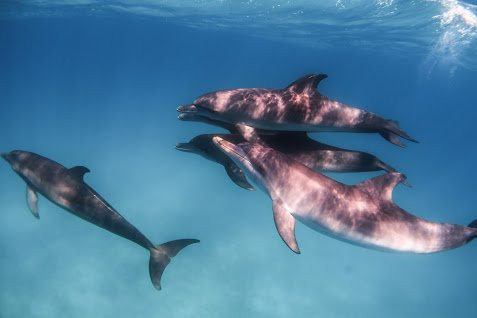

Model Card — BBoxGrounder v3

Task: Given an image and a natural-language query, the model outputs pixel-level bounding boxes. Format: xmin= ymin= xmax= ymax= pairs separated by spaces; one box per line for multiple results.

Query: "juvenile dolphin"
xmin=178 ymin=114 xmax=397 ymax=173
xmin=1 ymin=150 xmax=199 ymax=290
xmin=212 ymin=137 xmax=477 ymax=254
xmin=177 ymin=74 xmax=418 ymax=147
xmin=177 ymin=132 xmax=397 ymax=191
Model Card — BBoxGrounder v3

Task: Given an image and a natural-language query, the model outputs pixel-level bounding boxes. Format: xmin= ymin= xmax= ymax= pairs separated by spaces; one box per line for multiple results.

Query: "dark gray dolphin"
xmin=177 ymin=132 xmax=397 ymax=190
xmin=177 ymin=74 xmax=418 ymax=147
xmin=212 ymin=137 xmax=477 ymax=254
xmin=1 ymin=150 xmax=199 ymax=290
xmin=263 ymin=131 xmax=398 ymax=173
xmin=177 ymin=113 xmax=398 ymax=190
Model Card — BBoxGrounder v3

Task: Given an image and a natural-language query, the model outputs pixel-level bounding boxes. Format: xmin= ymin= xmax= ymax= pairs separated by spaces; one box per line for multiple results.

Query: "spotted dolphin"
xmin=1 ymin=150 xmax=199 ymax=290
xmin=212 ymin=137 xmax=477 ymax=254
xmin=177 ymin=74 xmax=418 ymax=147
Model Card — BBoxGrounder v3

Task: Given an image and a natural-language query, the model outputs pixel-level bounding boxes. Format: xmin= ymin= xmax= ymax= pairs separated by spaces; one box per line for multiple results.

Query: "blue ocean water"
xmin=1 ymin=1 xmax=477 ymax=317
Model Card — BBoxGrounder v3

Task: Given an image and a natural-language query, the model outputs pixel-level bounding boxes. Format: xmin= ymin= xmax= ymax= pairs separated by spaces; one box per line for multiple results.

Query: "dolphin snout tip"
xmin=1 ymin=152 xmax=10 ymax=163
xmin=176 ymin=104 xmax=197 ymax=113
xmin=211 ymin=136 xmax=224 ymax=147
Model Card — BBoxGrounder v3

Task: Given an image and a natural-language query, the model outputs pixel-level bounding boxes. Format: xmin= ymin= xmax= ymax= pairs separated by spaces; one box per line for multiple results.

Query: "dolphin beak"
xmin=177 ymin=113 xmax=200 ymax=121
xmin=1 ymin=153 xmax=11 ymax=163
xmin=175 ymin=143 xmax=197 ymax=152
xmin=176 ymin=104 xmax=197 ymax=113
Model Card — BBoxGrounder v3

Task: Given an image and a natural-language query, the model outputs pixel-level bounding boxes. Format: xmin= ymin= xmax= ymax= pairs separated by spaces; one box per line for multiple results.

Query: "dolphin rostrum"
xmin=1 ymin=150 xmax=199 ymax=290
xmin=212 ymin=137 xmax=477 ymax=254
xmin=177 ymin=74 xmax=418 ymax=147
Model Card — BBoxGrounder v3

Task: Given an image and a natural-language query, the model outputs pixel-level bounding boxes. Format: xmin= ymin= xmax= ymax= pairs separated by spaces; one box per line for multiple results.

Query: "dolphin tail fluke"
xmin=381 ymin=120 xmax=418 ymax=147
xmin=468 ymin=220 xmax=477 ymax=228
xmin=466 ymin=220 xmax=477 ymax=242
xmin=149 ymin=239 xmax=199 ymax=290
xmin=373 ymin=160 xmax=412 ymax=186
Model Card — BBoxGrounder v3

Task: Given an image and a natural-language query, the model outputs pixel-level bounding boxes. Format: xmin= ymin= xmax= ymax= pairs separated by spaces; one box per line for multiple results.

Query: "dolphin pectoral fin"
xmin=69 ymin=166 xmax=90 ymax=180
xmin=236 ymin=124 xmax=261 ymax=143
xmin=285 ymin=74 xmax=328 ymax=95
xmin=272 ymin=200 xmax=300 ymax=254
xmin=224 ymin=163 xmax=254 ymax=191
xmin=26 ymin=185 xmax=39 ymax=219
xmin=356 ymin=172 xmax=407 ymax=202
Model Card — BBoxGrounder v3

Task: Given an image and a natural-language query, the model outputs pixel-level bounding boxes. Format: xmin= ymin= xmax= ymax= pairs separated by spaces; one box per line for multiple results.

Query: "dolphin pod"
xmin=1 ymin=151 xmax=199 ymax=290
xmin=177 ymin=74 xmax=418 ymax=147
xmin=177 ymin=74 xmax=477 ymax=256
xmin=2 ymin=73 xmax=473 ymax=292
xmin=212 ymin=137 xmax=477 ymax=254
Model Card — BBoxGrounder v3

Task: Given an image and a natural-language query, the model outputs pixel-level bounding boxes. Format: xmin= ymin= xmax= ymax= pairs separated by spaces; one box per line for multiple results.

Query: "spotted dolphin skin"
xmin=212 ymin=137 xmax=477 ymax=254
xmin=177 ymin=132 xmax=397 ymax=191
xmin=1 ymin=150 xmax=199 ymax=290
xmin=177 ymin=74 xmax=418 ymax=147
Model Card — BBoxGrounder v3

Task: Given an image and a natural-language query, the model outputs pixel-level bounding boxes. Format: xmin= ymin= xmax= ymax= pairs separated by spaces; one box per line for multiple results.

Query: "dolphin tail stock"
xmin=374 ymin=159 xmax=397 ymax=173
xmin=149 ymin=239 xmax=199 ymax=290
xmin=380 ymin=120 xmax=418 ymax=147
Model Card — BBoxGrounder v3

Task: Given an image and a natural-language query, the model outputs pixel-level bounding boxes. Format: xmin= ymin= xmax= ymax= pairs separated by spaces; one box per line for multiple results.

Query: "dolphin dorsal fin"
xmin=285 ymin=74 xmax=328 ymax=95
xmin=69 ymin=166 xmax=90 ymax=180
xmin=356 ymin=172 xmax=406 ymax=202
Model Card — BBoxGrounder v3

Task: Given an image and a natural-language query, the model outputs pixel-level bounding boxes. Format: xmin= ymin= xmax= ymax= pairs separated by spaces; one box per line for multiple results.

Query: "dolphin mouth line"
xmin=177 ymin=113 xmax=202 ymax=121
xmin=175 ymin=143 xmax=196 ymax=152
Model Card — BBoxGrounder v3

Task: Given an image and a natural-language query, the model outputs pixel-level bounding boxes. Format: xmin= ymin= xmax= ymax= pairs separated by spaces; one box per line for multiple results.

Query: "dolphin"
xmin=176 ymin=132 xmax=397 ymax=191
xmin=1 ymin=150 xmax=199 ymax=290
xmin=212 ymin=137 xmax=477 ymax=254
xmin=177 ymin=74 xmax=418 ymax=147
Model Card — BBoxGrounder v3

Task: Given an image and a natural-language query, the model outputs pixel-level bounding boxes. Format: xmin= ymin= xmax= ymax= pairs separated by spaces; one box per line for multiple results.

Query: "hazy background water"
xmin=1 ymin=1 xmax=477 ymax=317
